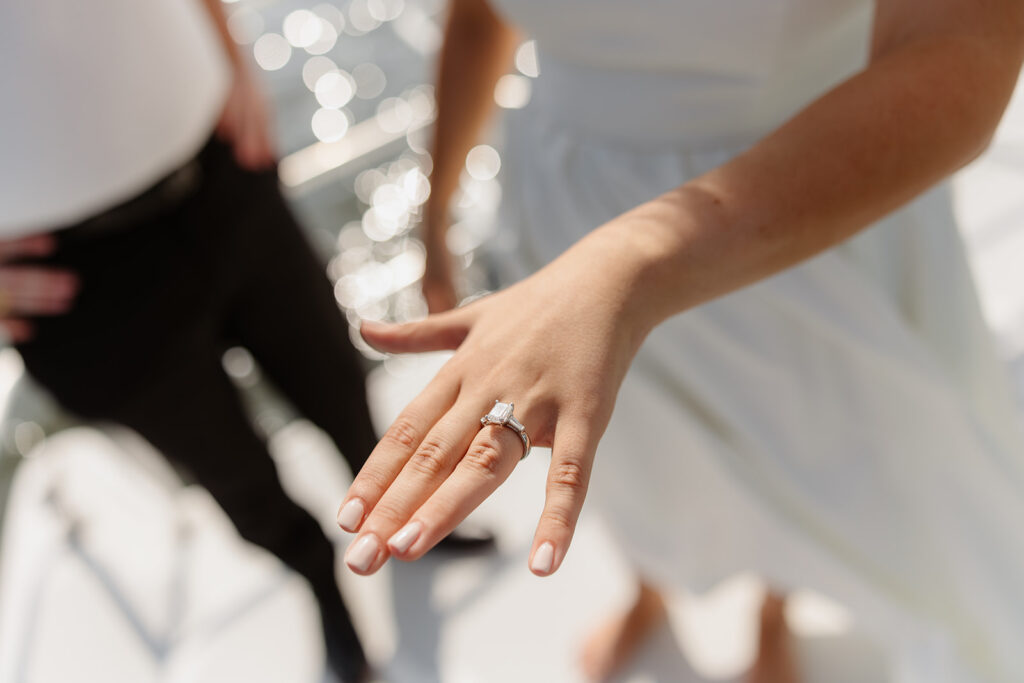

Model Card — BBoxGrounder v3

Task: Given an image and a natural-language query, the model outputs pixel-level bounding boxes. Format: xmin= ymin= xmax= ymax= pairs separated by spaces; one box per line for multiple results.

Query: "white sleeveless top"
xmin=0 ymin=0 xmax=230 ymax=236
xmin=492 ymin=0 xmax=871 ymax=147
xmin=486 ymin=2 xmax=1024 ymax=681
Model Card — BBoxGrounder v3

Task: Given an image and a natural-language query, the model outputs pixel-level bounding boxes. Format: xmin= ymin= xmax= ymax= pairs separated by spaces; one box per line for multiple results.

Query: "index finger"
xmin=336 ymin=368 xmax=460 ymax=533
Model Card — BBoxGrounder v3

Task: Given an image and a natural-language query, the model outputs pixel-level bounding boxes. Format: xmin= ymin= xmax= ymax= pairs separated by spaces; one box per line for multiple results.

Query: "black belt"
xmin=58 ymin=157 xmax=203 ymax=239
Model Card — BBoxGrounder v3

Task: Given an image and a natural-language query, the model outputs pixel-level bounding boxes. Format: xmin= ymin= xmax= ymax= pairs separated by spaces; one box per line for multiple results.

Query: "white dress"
xmin=485 ymin=1 xmax=1024 ymax=681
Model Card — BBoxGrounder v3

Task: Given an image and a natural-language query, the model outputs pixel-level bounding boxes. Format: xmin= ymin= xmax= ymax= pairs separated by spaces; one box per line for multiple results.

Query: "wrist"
xmin=575 ymin=184 xmax=727 ymax=340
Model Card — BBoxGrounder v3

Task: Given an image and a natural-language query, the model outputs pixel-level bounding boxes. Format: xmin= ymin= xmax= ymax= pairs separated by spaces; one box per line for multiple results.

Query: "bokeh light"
xmin=312 ymin=2 xmax=347 ymax=32
xmin=227 ymin=0 xmax=484 ymax=336
xmin=515 ymin=40 xmax=540 ymax=78
xmin=302 ymin=55 xmax=338 ymax=91
xmin=311 ymin=107 xmax=350 ymax=142
xmin=253 ymin=32 xmax=292 ymax=71
xmin=353 ymin=63 xmax=387 ymax=99
xmin=283 ymin=9 xmax=323 ymax=48
xmin=304 ymin=19 xmax=338 ymax=54
xmin=348 ymin=0 xmax=383 ymax=34
xmin=494 ymin=74 xmax=531 ymax=109
xmin=367 ymin=0 xmax=406 ymax=22
xmin=465 ymin=145 xmax=501 ymax=181
xmin=314 ymin=70 xmax=356 ymax=109
xmin=377 ymin=97 xmax=414 ymax=133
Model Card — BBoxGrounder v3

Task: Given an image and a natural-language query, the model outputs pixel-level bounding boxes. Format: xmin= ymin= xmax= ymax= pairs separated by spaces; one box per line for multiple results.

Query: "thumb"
xmin=360 ymin=308 xmax=473 ymax=354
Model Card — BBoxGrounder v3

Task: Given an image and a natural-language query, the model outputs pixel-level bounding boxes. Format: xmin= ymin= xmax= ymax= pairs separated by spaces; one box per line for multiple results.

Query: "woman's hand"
xmin=0 ymin=234 xmax=79 ymax=343
xmin=337 ymin=233 xmax=652 ymax=577
xmin=216 ymin=64 xmax=276 ymax=171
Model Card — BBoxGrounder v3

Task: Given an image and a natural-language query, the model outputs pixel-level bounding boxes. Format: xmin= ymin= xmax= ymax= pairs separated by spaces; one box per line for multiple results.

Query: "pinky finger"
xmin=529 ymin=417 xmax=597 ymax=577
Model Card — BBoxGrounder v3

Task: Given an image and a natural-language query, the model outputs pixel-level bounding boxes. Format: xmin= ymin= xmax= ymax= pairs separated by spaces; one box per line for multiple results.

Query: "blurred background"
xmin=1 ymin=1 xmax=1024 ymax=681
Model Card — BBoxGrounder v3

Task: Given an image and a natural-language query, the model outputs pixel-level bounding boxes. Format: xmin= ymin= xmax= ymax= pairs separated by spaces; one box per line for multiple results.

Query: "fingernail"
xmin=337 ymin=499 xmax=365 ymax=531
xmin=345 ymin=535 xmax=380 ymax=573
xmin=530 ymin=542 xmax=555 ymax=575
xmin=388 ymin=521 xmax=422 ymax=555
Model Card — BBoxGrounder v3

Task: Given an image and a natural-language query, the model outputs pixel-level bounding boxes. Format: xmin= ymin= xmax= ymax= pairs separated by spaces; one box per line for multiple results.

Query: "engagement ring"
xmin=480 ymin=400 xmax=531 ymax=459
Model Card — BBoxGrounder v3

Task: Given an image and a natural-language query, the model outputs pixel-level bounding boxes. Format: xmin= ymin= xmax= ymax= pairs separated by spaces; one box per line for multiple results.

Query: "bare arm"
xmin=421 ymin=0 xmax=518 ymax=312
xmin=602 ymin=0 xmax=1024 ymax=333
xmin=198 ymin=0 xmax=245 ymax=69
xmin=198 ymin=0 xmax=276 ymax=169
xmin=340 ymin=0 xmax=1024 ymax=578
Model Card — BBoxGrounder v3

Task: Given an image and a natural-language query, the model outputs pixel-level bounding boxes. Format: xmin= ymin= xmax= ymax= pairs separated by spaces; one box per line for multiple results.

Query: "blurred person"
xmin=334 ymin=0 xmax=1024 ymax=681
xmin=0 ymin=1 xmax=380 ymax=679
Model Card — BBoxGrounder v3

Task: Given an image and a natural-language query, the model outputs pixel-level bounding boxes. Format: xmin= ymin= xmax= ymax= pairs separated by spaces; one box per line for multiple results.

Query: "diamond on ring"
xmin=480 ymin=400 xmax=532 ymax=459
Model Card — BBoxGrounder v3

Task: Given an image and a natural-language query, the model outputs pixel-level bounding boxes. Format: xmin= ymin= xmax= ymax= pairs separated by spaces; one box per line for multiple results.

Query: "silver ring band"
xmin=480 ymin=400 xmax=532 ymax=460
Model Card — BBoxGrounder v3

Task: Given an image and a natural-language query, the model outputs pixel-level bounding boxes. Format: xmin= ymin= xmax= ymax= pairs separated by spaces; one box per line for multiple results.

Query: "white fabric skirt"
xmin=488 ymin=106 xmax=1024 ymax=682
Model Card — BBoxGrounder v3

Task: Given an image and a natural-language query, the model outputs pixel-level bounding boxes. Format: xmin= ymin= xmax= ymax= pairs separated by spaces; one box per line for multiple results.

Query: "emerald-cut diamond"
xmin=479 ymin=400 xmax=531 ymax=460
xmin=486 ymin=401 xmax=514 ymax=423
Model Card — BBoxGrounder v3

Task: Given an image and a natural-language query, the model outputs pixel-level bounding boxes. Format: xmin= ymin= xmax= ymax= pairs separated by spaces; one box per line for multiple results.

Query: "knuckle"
xmin=548 ymin=460 xmax=588 ymax=492
xmin=462 ymin=438 xmax=506 ymax=477
xmin=382 ymin=417 xmax=420 ymax=451
xmin=530 ymin=420 xmax=556 ymax=448
xmin=408 ymin=437 xmax=451 ymax=478
xmin=366 ymin=499 xmax=406 ymax=529
xmin=540 ymin=506 xmax=575 ymax=533
xmin=352 ymin=469 xmax=390 ymax=497
xmin=434 ymin=357 xmax=463 ymax=383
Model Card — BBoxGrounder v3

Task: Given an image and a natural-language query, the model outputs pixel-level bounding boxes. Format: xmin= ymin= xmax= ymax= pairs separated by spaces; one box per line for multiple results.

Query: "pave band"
xmin=480 ymin=400 xmax=532 ymax=460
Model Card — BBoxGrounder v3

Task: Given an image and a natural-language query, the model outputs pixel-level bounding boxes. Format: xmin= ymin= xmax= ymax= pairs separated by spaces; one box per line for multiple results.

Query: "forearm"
xmin=199 ymin=0 xmax=245 ymax=71
xmin=424 ymin=0 xmax=518 ymax=233
xmin=582 ymin=30 xmax=1024 ymax=337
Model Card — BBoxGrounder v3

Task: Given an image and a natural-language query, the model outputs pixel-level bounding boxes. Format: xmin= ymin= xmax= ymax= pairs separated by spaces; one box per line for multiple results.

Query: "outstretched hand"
xmin=337 ymin=238 xmax=651 ymax=577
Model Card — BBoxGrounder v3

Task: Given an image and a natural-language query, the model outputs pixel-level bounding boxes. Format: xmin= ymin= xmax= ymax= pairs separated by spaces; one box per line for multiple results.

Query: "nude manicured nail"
xmin=337 ymin=499 xmax=365 ymax=531
xmin=345 ymin=535 xmax=380 ymax=573
xmin=388 ymin=521 xmax=423 ymax=555
xmin=530 ymin=542 xmax=555 ymax=575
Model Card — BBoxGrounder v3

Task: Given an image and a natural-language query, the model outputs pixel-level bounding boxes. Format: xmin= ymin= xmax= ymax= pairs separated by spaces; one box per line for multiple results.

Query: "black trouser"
xmin=16 ymin=138 xmax=374 ymax=659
